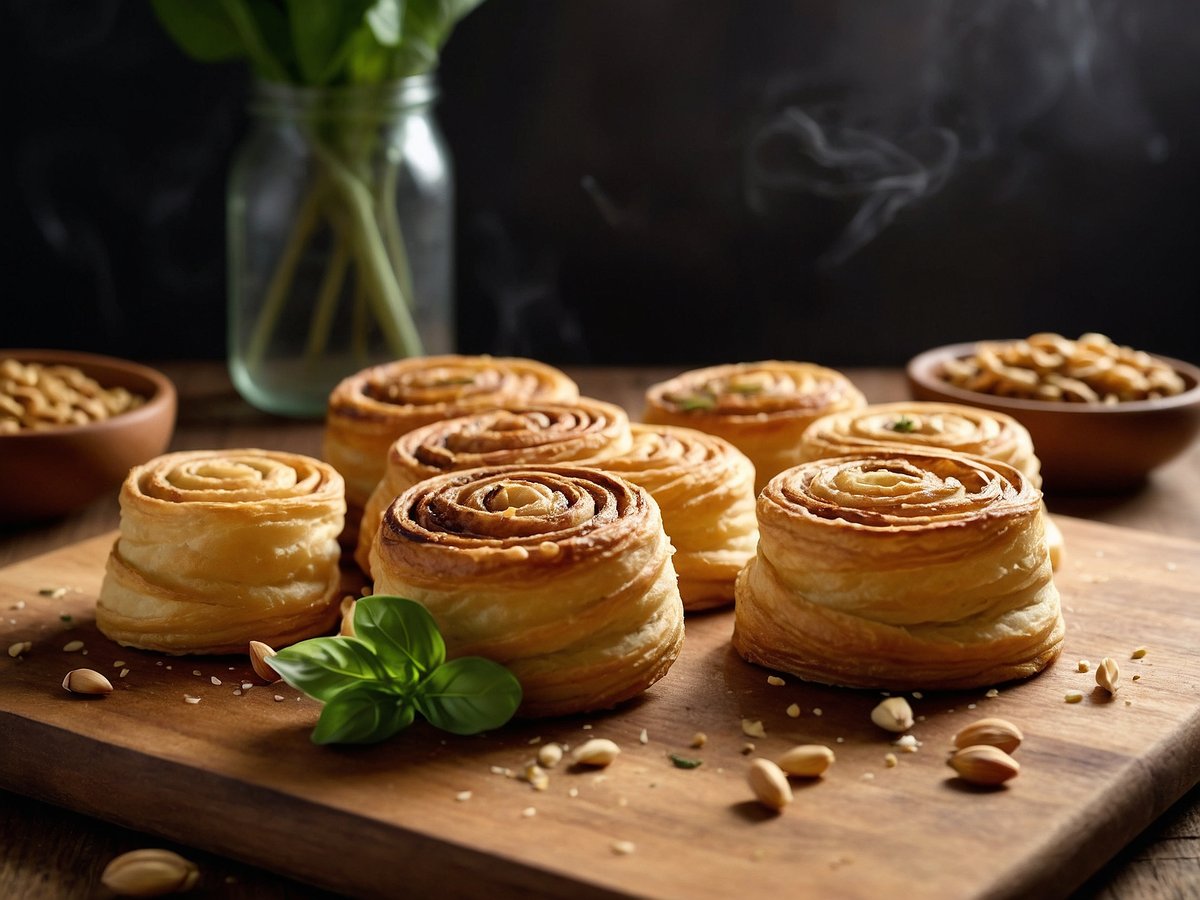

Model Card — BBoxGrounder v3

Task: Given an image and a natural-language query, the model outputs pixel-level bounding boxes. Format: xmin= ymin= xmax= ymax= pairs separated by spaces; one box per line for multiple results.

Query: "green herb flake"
xmin=726 ymin=381 xmax=764 ymax=395
xmin=269 ymin=595 xmax=522 ymax=745
xmin=669 ymin=754 xmax=703 ymax=770
xmin=59 ymin=614 xmax=73 ymax=623
xmin=673 ymin=392 xmax=717 ymax=412
xmin=891 ymin=415 xmax=917 ymax=434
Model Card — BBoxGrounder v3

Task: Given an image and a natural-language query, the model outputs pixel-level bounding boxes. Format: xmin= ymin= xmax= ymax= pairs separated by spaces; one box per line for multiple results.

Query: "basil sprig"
xmin=268 ymin=595 xmax=522 ymax=744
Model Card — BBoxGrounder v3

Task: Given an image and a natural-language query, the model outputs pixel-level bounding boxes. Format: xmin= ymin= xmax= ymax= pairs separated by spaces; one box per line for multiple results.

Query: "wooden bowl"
xmin=1 ymin=350 xmax=177 ymax=522
xmin=906 ymin=342 xmax=1200 ymax=493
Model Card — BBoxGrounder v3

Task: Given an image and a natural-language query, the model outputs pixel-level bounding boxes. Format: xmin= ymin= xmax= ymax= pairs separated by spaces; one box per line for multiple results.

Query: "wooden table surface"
xmin=1 ymin=361 xmax=1197 ymax=899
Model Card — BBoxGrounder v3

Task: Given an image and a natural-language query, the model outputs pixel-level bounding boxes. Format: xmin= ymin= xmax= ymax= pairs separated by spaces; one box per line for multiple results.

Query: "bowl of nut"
xmin=1 ymin=350 xmax=177 ymax=522
xmin=906 ymin=333 xmax=1200 ymax=492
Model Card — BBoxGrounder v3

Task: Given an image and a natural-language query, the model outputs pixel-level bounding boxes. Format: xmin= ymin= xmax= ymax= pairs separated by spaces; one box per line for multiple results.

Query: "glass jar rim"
xmin=249 ymin=75 xmax=439 ymax=120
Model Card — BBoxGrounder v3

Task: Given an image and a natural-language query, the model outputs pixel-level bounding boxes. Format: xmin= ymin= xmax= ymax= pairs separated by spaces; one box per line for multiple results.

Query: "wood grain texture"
xmin=1 ymin=517 xmax=1198 ymax=900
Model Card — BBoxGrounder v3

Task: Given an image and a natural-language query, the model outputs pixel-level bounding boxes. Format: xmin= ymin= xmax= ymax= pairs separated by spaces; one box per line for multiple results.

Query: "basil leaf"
xmin=415 ymin=657 xmax=522 ymax=735
xmin=312 ymin=685 xmax=416 ymax=745
xmin=150 ymin=0 xmax=247 ymax=62
xmin=286 ymin=0 xmax=373 ymax=85
xmin=268 ymin=636 xmax=389 ymax=702
xmin=353 ymin=596 xmax=445 ymax=681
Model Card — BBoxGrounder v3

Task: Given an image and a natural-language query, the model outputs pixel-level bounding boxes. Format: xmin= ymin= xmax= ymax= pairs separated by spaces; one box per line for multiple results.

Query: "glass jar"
xmin=227 ymin=76 xmax=454 ymax=418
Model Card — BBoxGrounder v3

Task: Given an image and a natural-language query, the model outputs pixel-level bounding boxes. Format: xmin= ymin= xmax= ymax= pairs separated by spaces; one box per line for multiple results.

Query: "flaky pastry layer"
xmin=354 ymin=398 xmax=632 ymax=577
xmin=643 ymin=360 xmax=866 ymax=493
xmin=322 ymin=355 xmax=578 ymax=543
xmin=592 ymin=424 xmax=758 ymax=611
xmin=732 ymin=450 xmax=1064 ymax=690
xmin=370 ymin=465 xmax=684 ymax=717
xmin=96 ymin=449 xmax=346 ymax=655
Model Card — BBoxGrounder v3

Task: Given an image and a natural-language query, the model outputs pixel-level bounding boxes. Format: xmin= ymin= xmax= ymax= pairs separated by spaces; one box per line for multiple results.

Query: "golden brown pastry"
xmin=369 ymin=465 xmax=684 ymax=717
xmin=796 ymin=400 xmax=1064 ymax=568
xmin=591 ymin=424 xmax=757 ymax=612
xmin=323 ymin=355 xmax=579 ymax=545
xmin=97 ymin=449 xmax=345 ymax=655
xmin=733 ymin=449 xmax=1064 ymax=690
xmin=355 ymin=398 xmax=633 ymax=576
xmin=643 ymin=361 xmax=867 ymax=493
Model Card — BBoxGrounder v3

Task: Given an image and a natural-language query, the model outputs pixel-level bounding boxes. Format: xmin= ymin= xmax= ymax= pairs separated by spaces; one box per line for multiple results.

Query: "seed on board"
xmin=1130 ymin=646 xmax=1148 ymax=660
xmin=947 ymin=745 xmax=1020 ymax=786
xmin=1064 ymin=691 xmax=1084 ymax=704
xmin=1096 ymin=657 xmax=1120 ymax=694
xmin=572 ymin=738 xmax=620 ymax=767
xmin=62 ymin=640 xmax=84 ymax=653
xmin=1077 ymin=659 xmax=1091 ymax=673
xmin=952 ymin=717 xmax=1024 ymax=754
xmin=62 ymin=668 xmax=114 ymax=695
xmin=100 ymin=848 xmax=199 ymax=897
xmin=870 ymin=697 xmax=914 ymax=733
xmin=742 ymin=719 xmax=766 ymax=738
xmin=776 ymin=744 xmax=835 ymax=778
xmin=537 ymin=742 xmax=564 ymax=768
xmin=747 ymin=759 xmax=793 ymax=811
xmin=690 ymin=732 xmax=708 ymax=749
xmin=766 ymin=675 xmax=785 ymax=686
xmin=611 ymin=840 xmax=636 ymax=856
xmin=248 ymin=641 xmax=280 ymax=683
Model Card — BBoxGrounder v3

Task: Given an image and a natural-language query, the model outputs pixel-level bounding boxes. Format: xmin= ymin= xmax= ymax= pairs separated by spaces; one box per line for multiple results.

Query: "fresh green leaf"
xmin=312 ymin=685 xmax=416 ymax=744
xmin=286 ymin=0 xmax=373 ymax=85
xmin=150 ymin=0 xmax=248 ymax=62
xmin=366 ymin=0 xmax=405 ymax=47
xmin=353 ymin=596 xmax=445 ymax=681
xmin=415 ymin=657 xmax=522 ymax=735
xmin=669 ymin=754 xmax=703 ymax=769
xmin=892 ymin=415 xmax=917 ymax=433
xmin=268 ymin=636 xmax=389 ymax=702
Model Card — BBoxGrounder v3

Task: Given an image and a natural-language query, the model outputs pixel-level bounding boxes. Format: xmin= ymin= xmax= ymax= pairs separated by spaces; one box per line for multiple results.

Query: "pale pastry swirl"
xmin=323 ymin=355 xmax=579 ymax=544
xmin=797 ymin=401 xmax=1064 ymax=568
xmin=733 ymin=450 xmax=1064 ymax=690
xmin=369 ymin=465 xmax=685 ymax=717
xmin=97 ymin=449 xmax=346 ymax=655
xmin=643 ymin=361 xmax=867 ymax=493
xmin=355 ymin=398 xmax=633 ymax=576
xmin=591 ymin=424 xmax=758 ymax=612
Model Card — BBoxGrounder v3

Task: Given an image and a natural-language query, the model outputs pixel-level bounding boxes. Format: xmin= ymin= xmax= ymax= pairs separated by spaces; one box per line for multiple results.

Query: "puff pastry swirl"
xmin=355 ymin=398 xmax=632 ymax=576
xmin=643 ymin=361 xmax=867 ymax=493
xmin=733 ymin=449 xmax=1064 ymax=690
xmin=592 ymin=424 xmax=758 ymax=611
xmin=323 ymin=355 xmax=579 ymax=544
xmin=97 ymin=449 xmax=346 ymax=655
xmin=797 ymin=401 xmax=1064 ymax=568
xmin=369 ymin=465 xmax=684 ymax=717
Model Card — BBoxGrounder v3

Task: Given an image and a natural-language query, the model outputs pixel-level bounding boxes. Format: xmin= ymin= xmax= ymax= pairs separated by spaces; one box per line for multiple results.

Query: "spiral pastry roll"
xmin=97 ymin=449 xmax=345 ymax=655
xmin=370 ymin=465 xmax=685 ymax=717
xmin=323 ymin=355 xmax=579 ymax=544
xmin=733 ymin=450 xmax=1064 ymax=690
xmin=797 ymin=401 xmax=1064 ymax=568
xmin=355 ymin=398 xmax=633 ymax=576
xmin=643 ymin=361 xmax=867 ymax=494
xmin=593 ymin=424 xmax=757 ymax=612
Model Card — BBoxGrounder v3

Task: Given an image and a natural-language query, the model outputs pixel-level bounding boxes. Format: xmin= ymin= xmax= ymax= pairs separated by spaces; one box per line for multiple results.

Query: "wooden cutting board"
xmin=1 ymin=517 xmax=1198 ymax=900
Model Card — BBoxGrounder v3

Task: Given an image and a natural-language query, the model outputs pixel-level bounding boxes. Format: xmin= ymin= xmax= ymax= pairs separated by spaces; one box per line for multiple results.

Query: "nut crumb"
xmin=812 ymin=708 xmax=823 ymax=717
xmin=7 ymin=641 xmax=31 ymax=658
xmin=273 ymin=695 xmax=284 ymax=702
xmin=521 ymin=807 xmax=537 ymax=818
xmin=985 ymin=688 xmax=999 ymax=698
xmin=192 ymin=670 xmax=202 ymax=677
xmin=1130 ymin=646 xmax=1148 ymax=659
xmin=1077 ymin=659 xmax=1091 ymax=673
xmin=490 ymin=766 xmax=513 ymax=777
xmin=690 ymin=732 xmax=707 ymax=749
xmin=1064 ymin=690 xmax=1084 ymax=703
xmin=860 ymin=772 xmax=875 ymax=781
xmin=119 ymin=668 xmax=130 ymax=679
xmin=568 ymin=787 xmax=579 ymax=798
xmin=456 ymin=790 xmax=472 ymax=802
xmin=741 ymin=742 xmax=756 ymax=755
xmin=741 ymin=719 xmax=766 ymax=738
xmin=884 ymin=753 xmax=898 ymax=768
xmin=62 ymin=640 xmax=84 ymax=653
xmin=766 ymin=675 xmax=785 ymax=686
xmin=911 ymin=691 xmax=923 ymax=700
xmin=639 ymin=728 xmax=648 ymax=744
xmin=184 ymin=695 xmax=201 ymax=704
xmin=1132 ymin=674 xmax=1141 ymax=682
xmin=786 ymin=703 xmax=801 ymax=718
xmin=10 ymin=600 xmax=25 ymax=610
xmin=611 ymin=840 xmax=636 ymax=856
xmin=893 ymin=734 xmax=921 ymax=753
xmin=113 ymin=660 xmax=126 ymax=668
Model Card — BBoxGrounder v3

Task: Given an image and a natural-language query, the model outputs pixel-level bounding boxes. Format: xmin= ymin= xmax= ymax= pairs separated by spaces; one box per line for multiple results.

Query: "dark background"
xmin=3 ymin=0 xmax=1198 ymax=368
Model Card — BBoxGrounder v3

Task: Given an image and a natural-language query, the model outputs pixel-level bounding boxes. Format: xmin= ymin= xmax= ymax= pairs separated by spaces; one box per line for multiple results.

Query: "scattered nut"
xmin=884 ymin=753 xmax=899 ymax=768
xmin=741 ymin=719 xmax=766 ymax=738
xmin=766 ymin=675 xmax=785 ymax=686
xmin=100 ymin=848 xmax=199 ymax=897
xmin=537 ymin=742 xmax=563 ymax=768
xmin=523 ymin=764 xmax=550 ymax=791
xmin=690 ymin=732 xmax=707 ymax=749
xmin=947 ymin=745 xmax=1020 ymax=786
xmin=1130 ymin=646 xmax=1147 ymax=660
xmin=611 ymin=840 xmax=637 ymax=856
xmin=776 ymin=744 xmax=835 ymax=778
xmin=747 ymin=758 xmax=793 ymax=811
xmin=62 ymin=640 xmax=85 ymax=653
xmin=1064 ymin=691 xmax=1084 ymax=704
xmin=1096 ymin=657 xmax=1120 ymax=694
xmin=786 ymin=703 xmax=801 ymax=718
xmin=870 ymin=697 xmax=914 ymax=733
xmin=248 ymin=641 xmax=280 ymax=683
xmin=7 ymin=641 xmax=31 ymax=658
xmin=572 ymin=738 xmax=620 ymax=767
xmin=62 ymin=668 xmax=114 ymax=695
xmin=952 ymin=717 xmax=1024 ymax=754
xmin=1077 ymin=659 xmax=1090 ymax=673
